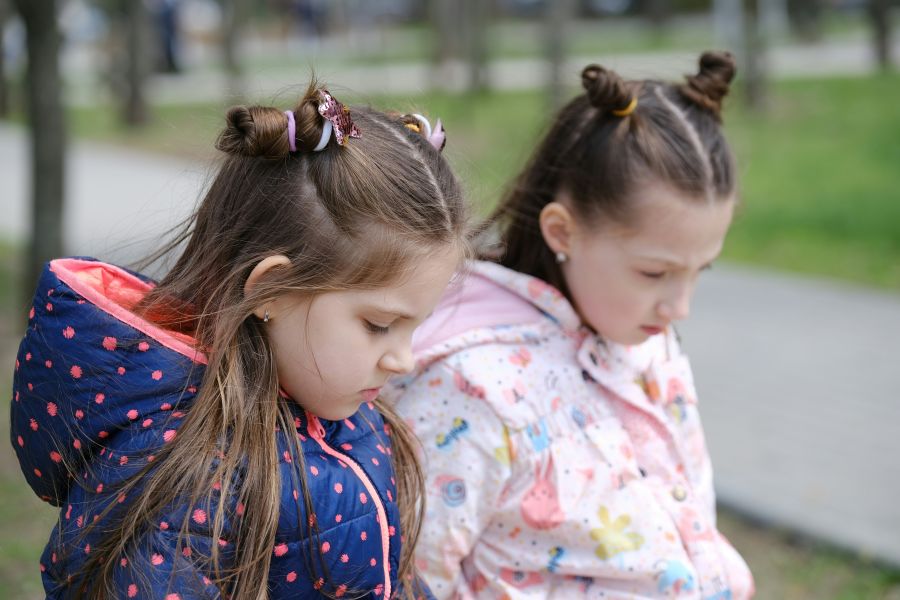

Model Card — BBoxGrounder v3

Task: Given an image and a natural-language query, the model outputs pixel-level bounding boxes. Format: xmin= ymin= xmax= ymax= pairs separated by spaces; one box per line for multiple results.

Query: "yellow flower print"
xmin=590 ymin=506 xmax=645 ymax=560
xmin=493 ymin=425 xmax=514 ymax=465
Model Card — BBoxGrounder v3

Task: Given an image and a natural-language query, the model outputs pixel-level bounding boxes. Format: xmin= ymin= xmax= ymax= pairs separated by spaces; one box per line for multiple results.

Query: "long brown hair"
xmin=72 ymin=83 xmax=467 ymax=598
xmin=484 ymin=51 xmax=737 ymax=295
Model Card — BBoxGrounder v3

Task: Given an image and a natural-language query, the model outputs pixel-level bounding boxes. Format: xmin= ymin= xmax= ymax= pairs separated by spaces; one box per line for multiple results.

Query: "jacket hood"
xmin=410 ymin=260 xmax=584 ymax=366
xmin=403 ymin=260 xmax=678 ymax=389
xmin=10 ymin=258 xmax=205 ymax=506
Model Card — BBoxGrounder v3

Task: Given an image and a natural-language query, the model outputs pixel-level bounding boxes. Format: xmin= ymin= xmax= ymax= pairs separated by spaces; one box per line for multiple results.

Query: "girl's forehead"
xmin=584 ymin=190 xmax=734 ymax=266
xmin=309 ymin=244 xmax=461 ymax=315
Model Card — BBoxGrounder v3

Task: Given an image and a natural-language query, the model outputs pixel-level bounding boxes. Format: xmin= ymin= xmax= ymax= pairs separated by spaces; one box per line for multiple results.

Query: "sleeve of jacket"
xmin=393 ymin=360 xmax=513 ymax=600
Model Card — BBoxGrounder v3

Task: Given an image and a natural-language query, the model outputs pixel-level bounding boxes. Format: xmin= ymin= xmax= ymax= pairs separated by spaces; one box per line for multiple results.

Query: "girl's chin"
xmin=602 ymin=329 xmax=653 ymax=346
xmin=316 ymin=405 xmax=361 ymax=422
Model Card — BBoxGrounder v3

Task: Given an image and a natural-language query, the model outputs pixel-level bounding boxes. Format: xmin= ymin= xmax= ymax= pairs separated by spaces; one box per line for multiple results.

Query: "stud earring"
xmin=555 ymin=251 xmax=568 ymax=264
xmin=263 ymin=309 xmax=270 ymax=323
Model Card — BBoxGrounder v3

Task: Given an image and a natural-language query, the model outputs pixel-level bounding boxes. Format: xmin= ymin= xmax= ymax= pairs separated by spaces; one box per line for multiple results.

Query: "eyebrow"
xmin=633 ymin=251 xmax=721 ymax=268
xmin=366 ymin=305 xmax=417 ymax=321
xmin=633 ymin=253 xmax=685 ymax=267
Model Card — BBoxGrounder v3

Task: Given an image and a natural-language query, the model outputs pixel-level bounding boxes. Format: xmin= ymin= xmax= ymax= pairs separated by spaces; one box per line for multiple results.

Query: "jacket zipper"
xmin=306 ymin=411 xmax=392 ymax=599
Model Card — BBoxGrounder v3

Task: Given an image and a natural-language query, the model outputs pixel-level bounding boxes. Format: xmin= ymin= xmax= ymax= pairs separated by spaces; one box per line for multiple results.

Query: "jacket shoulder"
xmin=401 ymin=326 xmax=586 ymax=432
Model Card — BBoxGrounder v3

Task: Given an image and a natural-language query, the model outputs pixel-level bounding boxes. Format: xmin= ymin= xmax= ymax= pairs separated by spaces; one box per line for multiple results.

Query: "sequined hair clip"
xmin=284 ymin=89 xmax=360 ymax=153
xmin=317 ymin=89 xmax=361 ymax=149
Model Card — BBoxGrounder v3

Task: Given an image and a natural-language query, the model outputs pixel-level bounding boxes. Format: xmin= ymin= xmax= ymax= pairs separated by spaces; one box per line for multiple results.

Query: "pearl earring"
xmin=555 ymin=251 xmax=568 ymax=264
xmin=263 ymin=309 xmax=270 ymax=323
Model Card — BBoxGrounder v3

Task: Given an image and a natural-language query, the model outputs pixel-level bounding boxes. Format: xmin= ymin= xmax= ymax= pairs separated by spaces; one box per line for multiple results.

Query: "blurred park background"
xmin=1 ymin=0 xmax=899 ymax=598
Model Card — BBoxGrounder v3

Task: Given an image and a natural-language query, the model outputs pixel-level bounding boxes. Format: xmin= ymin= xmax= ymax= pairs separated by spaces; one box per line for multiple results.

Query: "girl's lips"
xmin=361 ymin=388 xmax=381 ymax=402
xmin=641 ymin=326 xmax=663 ymax=336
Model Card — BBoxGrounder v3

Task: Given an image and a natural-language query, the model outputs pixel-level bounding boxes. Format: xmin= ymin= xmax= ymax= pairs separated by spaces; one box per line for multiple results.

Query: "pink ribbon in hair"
xmin=409 ymin=113 xmax=447 ymax=153
xmin=318 ymin=90 xmax=361 ymax=146
xmin=429 ymin=119 xmax=447 ymax=152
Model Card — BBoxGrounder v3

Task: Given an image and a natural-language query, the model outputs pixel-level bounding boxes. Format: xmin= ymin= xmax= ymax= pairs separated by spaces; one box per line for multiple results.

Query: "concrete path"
xmin=1 ymin=123 xmax=206 ymax=266
xmin=680 ymin=266 xmax=900 ymax=566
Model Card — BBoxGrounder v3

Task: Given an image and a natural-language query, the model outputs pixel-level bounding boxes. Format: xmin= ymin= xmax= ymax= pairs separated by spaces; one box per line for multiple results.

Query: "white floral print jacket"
xmin=386 ymin=261 xmax=754 ymax=599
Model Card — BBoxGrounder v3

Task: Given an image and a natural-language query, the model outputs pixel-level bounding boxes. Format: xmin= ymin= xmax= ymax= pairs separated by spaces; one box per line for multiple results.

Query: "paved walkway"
xmin=1 ymin=123 xmax=206 ymax=266
xmin=680 ymin=267 xmax=900 ymax=566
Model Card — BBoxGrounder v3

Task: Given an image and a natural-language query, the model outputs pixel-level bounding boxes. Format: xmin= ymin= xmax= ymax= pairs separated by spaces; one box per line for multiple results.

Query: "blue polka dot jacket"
xmin=10 ymin=258 xmax=430 ymax=599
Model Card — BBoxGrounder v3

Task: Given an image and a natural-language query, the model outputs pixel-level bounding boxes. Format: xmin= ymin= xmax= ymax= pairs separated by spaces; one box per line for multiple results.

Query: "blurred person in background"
xmin=152 ymin=0 xmax=182 ymax=73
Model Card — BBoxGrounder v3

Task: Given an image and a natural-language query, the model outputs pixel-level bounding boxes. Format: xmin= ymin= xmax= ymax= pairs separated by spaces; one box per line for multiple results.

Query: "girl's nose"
xmin=380 ymin=343 xmax=415 ymax=375
xmin=658 ymin=284 xmax=692 ymax=322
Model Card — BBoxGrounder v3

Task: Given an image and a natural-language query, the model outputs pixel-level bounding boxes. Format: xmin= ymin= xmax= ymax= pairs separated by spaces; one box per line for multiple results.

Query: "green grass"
xmin=0 ymin=246 xmax=59 ymax=600
xmin=724 ymin=74 xmax=900 ymax=288
xmin=718 ymin=511 xmax=900 ymax=599
xmin=64 ymin=101 xmax=233 ymax=160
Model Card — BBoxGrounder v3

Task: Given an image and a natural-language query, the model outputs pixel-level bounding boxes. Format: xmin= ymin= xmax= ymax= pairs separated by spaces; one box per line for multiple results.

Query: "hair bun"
xmin=215 ymin=105 xmax=291 ymax=158
xmin=680 ymin=51 xmax=737 ymax=121
xmin=581 ymin=64 xmax=633 ymax=114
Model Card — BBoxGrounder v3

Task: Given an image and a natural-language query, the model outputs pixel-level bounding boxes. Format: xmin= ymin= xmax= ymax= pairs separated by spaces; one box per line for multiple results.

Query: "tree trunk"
xmin=221 ymin=0 xmax=247 ymax=101
xmin=869 ymin=0 xmax=892 ymax=70
xmin=545 ymin=0 xmax=575 ymax=111
xmin=429 ymin=0 xmax=464 ymax=90
xmin=786 ymin=0 xmax=822 ymax=41
xmin=0 ymin=0 xmax=9 ymax=117
xmin=760 ymin=0 xmax=789 ymax=39
xmin=464 ymin=0 xmax=489 ymax=93
xmin=11 ymin=0 xmax=66 ymax=293
xmin=743 ymin=0 xmax=768 ymax=111
xmin=643 ymin=0 xmax=672 ymax=37
xmin=714 ymin=0 xmax=744 ymax=56
xmin=124 ymin=0 xmax=150 ymax=126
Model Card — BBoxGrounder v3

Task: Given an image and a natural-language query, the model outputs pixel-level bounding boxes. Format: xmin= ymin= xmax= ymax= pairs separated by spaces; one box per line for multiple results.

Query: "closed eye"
xmin=640 ymin=270 xmax=666 ymax=279
xmin=364 ymin=320 xmax=390 ymax=335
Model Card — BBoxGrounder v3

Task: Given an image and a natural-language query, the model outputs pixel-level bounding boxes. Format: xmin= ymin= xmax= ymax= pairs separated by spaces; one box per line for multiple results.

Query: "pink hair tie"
xmin=429 ymin=118 xmax=447 ymax=152
xmin=284 ymin=110 xmax=297 ymax=153
xmin=410 ymin=113 xmax=447 ymax=152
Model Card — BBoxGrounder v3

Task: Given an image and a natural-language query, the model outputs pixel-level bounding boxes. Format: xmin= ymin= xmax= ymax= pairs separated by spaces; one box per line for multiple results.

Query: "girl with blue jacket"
xmin=10 ymin=84 xmax=465 ymax=599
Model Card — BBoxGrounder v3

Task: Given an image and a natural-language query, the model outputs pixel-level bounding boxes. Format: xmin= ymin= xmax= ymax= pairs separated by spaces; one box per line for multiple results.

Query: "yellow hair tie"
xmin=405 ymin=123 xmax=421 ymax=134
xmin=611 ymin=97 xmax=638 ymax=117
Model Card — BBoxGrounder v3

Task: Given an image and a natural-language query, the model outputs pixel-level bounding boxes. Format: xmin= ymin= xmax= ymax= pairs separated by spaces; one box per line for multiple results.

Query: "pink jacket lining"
xmin=413 ymin=269 xmax=545 ymax=355
xmin=51 ymin=258 xmax=207 ymax=365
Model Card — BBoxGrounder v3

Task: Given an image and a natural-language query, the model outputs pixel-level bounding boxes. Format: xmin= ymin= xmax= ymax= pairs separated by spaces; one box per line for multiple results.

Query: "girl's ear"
xmin=244 ymin=255 xmax=291 ymax=319
xmin=539 ymin=201 xmax=575 ymax=256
